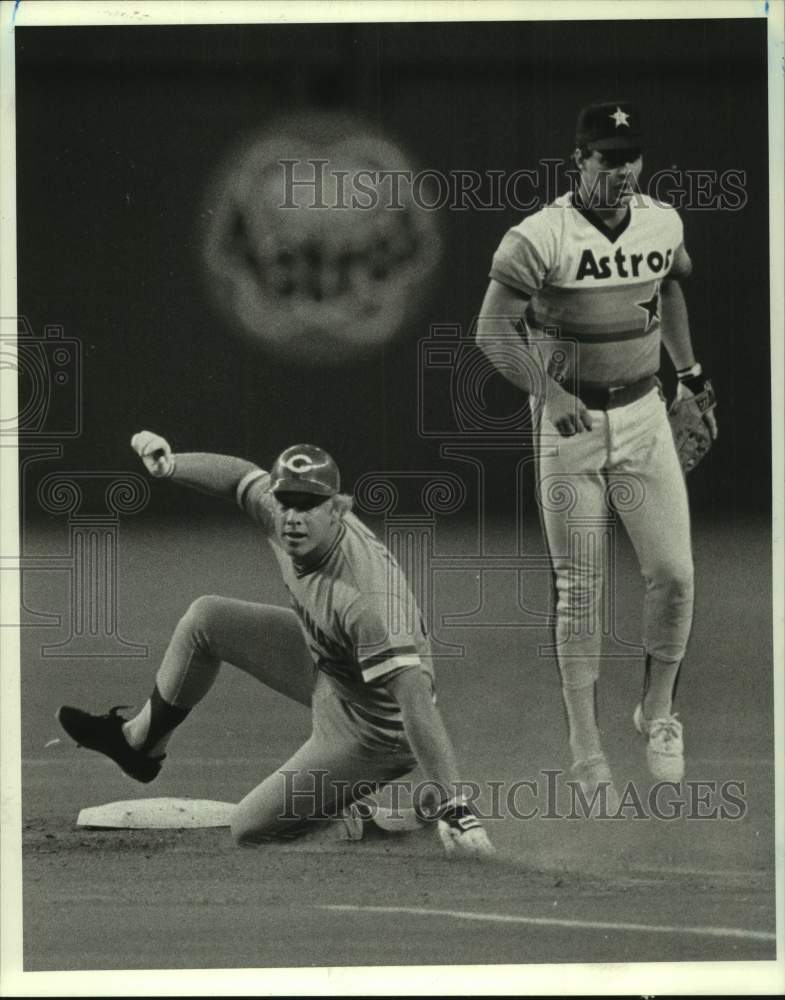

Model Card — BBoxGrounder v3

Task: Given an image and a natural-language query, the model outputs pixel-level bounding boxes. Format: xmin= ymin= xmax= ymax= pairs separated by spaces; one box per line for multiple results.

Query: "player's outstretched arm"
xmin=385 ymin=668 xmax=495 ymax=858
xmin=131 ymin=430 xmax=262 ymax=501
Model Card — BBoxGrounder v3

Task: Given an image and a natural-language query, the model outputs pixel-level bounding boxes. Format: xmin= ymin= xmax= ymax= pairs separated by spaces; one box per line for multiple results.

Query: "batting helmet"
xmin=270 ymin=444 xmax=340 ymax=496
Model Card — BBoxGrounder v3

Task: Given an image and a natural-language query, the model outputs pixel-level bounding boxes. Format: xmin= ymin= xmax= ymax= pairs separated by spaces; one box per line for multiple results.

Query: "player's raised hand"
xmin=547 ymin=383 xmax=593 ymax=436
xmin=130 ymin=430 xmax=175 ymax=478
xmin=436 ymin=800 xmax=495 ymax=859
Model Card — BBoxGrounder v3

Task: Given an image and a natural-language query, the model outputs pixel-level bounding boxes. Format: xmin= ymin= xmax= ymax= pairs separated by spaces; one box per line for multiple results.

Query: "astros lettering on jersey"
xmin=235 ymin=469 xmax=434 ymax=728
xmin=490 ymin=191 xmax=688 ymax=388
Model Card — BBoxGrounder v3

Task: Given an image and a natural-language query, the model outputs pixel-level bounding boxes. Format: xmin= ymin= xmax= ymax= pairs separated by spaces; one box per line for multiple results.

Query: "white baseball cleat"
xmin=633 ymin=704 xmax=685 ymax=782
xmin=570 ymin=753 xmax=620 ymax=815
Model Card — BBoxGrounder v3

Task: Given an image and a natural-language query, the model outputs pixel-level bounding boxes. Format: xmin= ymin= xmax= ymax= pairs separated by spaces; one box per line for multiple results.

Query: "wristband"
xmin=439 ymin=796 xmax=481 ymax=832
xmin=678 ymin=370 xmax=713 ymax=398
xmin=676 ymin=362 xmax=702 ymax=381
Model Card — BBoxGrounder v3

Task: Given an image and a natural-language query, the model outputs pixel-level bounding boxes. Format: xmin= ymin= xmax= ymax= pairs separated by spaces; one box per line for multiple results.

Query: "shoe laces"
xmin=648 ymin=713 xmax=683 ymax=748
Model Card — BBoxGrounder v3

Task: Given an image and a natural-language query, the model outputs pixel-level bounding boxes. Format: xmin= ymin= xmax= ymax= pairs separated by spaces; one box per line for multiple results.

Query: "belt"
xmin=574 ymin=375 xmax=658 ymax=411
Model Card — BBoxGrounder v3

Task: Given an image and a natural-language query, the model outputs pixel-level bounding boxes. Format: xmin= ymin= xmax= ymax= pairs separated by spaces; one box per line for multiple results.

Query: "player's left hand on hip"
xmin=436 ymin=799 xmax=495 ymax=858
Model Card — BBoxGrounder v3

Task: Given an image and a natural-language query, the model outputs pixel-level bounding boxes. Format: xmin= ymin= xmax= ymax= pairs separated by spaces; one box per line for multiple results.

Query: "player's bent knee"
xmin=186 ymin=593 xmax=224 ymax=620
xmin=181 ymin=594 xmax=225 ymax=631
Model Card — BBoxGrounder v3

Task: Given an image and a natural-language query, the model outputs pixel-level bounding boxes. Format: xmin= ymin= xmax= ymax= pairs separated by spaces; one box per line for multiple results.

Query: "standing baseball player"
xmin=476 ymin=101 xmax=717 ymax=801
xmin=57 ymin=433 xmax=493 ymax=856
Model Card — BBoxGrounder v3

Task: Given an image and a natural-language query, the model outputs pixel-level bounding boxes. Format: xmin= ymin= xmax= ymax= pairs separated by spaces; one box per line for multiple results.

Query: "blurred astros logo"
xmin=203 ymin=113 xmax=441 ymax=364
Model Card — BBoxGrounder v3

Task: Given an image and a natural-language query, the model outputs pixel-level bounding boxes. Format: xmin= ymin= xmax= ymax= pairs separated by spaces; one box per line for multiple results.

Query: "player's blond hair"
xmin=332 ymin=492 xmax=354 ymax=518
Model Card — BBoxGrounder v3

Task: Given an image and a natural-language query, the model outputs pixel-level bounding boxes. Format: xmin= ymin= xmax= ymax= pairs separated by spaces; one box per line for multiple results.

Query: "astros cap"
xmin=575 ymin=101 xmax=642 ymax=151
xmin=270 ymin=444 xmax=340 ymax=496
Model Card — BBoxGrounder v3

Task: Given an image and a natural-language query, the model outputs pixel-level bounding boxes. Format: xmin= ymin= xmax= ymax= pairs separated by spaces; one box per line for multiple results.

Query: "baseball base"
xmin=76 ymin=797 xmax=236 ymax=829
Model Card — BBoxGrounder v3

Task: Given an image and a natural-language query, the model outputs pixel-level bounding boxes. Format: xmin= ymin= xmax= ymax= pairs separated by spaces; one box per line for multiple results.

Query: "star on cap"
xmin=609 ymin=106 xmax=631 ymax=128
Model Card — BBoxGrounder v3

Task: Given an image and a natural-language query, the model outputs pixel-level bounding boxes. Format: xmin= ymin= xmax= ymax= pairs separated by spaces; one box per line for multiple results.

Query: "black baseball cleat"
xmin=56 ymin=705 xmax=164 ymax=784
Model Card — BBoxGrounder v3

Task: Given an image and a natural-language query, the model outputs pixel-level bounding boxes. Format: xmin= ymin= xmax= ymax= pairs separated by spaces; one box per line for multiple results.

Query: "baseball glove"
xmin=668 ymin=377 xmax=717 ymax=473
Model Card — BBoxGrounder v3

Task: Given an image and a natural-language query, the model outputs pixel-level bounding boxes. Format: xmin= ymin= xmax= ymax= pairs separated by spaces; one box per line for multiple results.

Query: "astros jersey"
xmin=235 ymin=469 xmax=433 ymax=728
xmin=489 ymin=192 xmax=686 ymax=387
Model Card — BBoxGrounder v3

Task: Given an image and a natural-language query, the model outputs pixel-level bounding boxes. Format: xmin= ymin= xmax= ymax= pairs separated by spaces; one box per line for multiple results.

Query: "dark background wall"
xmin=15 ymin=19 xmax=770 ymax=518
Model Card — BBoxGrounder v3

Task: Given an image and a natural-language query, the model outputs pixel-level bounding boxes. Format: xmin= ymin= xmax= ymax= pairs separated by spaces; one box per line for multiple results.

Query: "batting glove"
xmin=436 ymin=798 xmax=495 ymax=858
xmin=131 ymin=430 xmax=175 ymax=478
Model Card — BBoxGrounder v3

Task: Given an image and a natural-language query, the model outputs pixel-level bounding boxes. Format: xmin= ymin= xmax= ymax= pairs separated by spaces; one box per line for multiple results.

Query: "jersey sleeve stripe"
xmin=236 ymin=469 xmax=267 ymax=509
xmin=350 ymin=702 xmax=405 ymax=730
xmin=362 ymin=655 xmax=422 ymax=683
xmin=488 ymin=266 xmax=538 ymax=297
xmin=359 ymin=645 xmax=418 ymax=668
